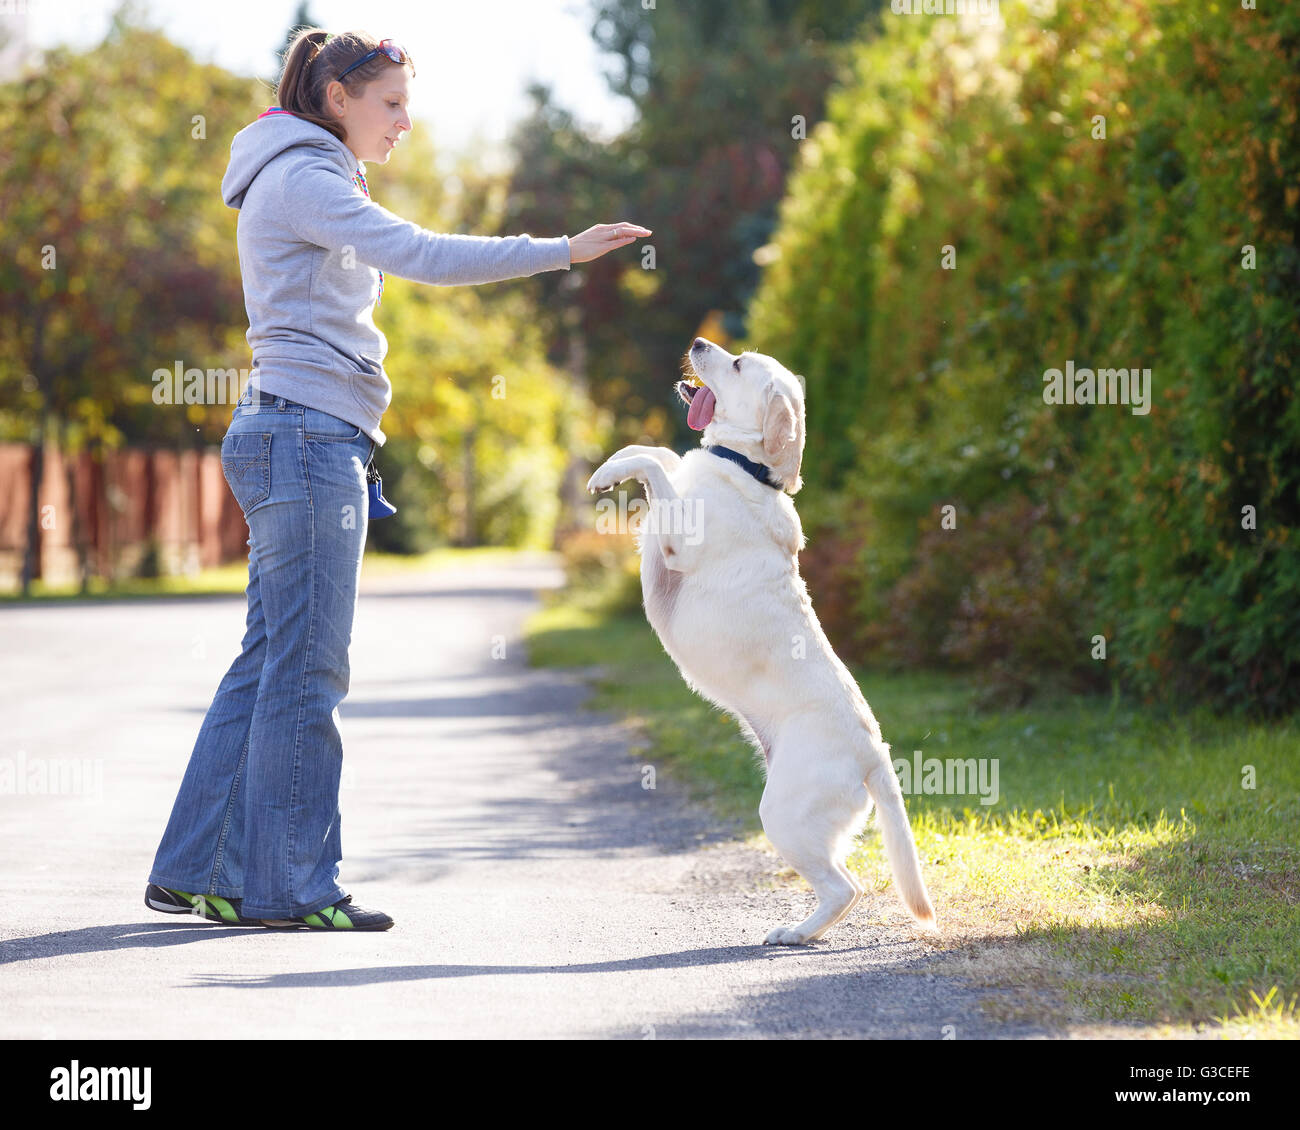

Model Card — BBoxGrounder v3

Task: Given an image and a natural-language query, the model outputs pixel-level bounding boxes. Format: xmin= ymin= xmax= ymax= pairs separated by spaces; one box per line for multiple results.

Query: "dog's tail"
xmin=864 ymin=755 xmax=937 ymax=931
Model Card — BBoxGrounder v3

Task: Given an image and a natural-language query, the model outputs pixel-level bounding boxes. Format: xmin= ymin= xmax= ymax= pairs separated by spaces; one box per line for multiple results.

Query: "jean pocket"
xmin=304 ymin=406 xmax=364 ymax=442
xmin=221 ymin=432 xmax=272 ymax=513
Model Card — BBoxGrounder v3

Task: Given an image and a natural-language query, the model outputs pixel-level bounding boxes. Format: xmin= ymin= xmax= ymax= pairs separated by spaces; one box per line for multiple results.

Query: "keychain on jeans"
xmin=366 ymin=455 xmax=397 ymax=519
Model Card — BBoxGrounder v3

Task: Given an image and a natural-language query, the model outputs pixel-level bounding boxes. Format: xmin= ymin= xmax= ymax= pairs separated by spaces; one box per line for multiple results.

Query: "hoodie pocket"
xmin=221 ymin=432 xmax=272 ymax=514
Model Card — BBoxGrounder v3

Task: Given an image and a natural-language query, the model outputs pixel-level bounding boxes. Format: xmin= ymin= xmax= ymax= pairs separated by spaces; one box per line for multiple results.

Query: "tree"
xmin=500 ymin=0 xmax=885 ymax=449
xmin=0 ymin=4 xmax=251 ymax=591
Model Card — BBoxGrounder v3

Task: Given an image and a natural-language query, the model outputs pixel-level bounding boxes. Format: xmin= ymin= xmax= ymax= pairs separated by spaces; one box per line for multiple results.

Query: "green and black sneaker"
xmin=145 ymin=883 xmax=257 ymax=926
xmin=258 ymin=895 xmax=394 ymax=932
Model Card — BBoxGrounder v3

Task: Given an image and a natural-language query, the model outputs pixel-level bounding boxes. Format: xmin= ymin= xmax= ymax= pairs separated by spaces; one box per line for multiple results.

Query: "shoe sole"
xmin=258 ymin=918 xmax=395 ymax=931
xmin=146 ymin=885 xmax=392 ymax=930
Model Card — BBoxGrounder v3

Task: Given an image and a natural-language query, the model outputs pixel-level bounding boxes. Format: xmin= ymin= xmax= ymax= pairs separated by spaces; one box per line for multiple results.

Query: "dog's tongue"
xmin=687 ymin=385 xmax=716 ymax=430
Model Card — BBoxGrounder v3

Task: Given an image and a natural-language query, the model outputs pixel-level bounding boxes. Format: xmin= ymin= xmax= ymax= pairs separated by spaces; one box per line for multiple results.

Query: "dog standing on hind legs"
xmin=587 ymin=336 xmax=937 ymax=945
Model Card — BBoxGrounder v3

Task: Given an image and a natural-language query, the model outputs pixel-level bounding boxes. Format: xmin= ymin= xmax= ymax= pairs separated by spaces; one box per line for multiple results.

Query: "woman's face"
xmin=326 ymin=64 xmax=413 ymax=165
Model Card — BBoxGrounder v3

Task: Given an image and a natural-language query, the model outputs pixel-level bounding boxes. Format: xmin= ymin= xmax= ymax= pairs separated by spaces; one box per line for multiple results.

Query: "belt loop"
xmin=275 ymin=395 xmax=287 ymax=411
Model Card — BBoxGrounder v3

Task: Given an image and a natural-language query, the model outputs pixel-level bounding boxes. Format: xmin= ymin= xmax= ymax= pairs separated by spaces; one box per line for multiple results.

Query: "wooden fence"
xmin=0 ymin=441 xmax=249 ymax=589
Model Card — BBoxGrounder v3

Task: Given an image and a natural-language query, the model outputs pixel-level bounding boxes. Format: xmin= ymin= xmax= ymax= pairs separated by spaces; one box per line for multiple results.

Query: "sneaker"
xmin=144 ymin=883 xmax=257 ymax=926
xmin=258 ymin=895 xmax=394 ymax=931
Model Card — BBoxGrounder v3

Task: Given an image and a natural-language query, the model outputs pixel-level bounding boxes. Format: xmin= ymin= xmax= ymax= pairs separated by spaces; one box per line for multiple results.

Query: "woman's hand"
xmin=567 ymin=222 xmax=653 ymax=264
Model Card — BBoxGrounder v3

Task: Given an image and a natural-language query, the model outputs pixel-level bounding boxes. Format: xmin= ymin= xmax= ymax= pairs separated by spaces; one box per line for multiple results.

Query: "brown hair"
xmin=276 ymin=28 xmax=414 ymax=144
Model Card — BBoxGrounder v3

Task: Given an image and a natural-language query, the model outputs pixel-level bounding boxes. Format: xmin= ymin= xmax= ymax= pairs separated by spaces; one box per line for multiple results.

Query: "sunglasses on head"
xmin=336 ymin=39 xmax=415 ymax=81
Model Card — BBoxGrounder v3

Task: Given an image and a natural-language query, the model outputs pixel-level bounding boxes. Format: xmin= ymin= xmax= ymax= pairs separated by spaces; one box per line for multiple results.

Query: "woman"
xmin=145 ymin=28 xmax=650 ymax=931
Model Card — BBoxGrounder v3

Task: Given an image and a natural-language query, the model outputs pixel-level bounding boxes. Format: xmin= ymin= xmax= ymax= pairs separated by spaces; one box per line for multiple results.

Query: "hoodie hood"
xmin=221 ymin=109 xmax=362 ymax=210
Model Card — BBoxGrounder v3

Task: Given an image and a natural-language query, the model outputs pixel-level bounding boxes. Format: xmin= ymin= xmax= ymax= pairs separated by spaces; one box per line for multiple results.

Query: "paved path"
xmin=1 ymin=554 xmax=1048 ymax=1039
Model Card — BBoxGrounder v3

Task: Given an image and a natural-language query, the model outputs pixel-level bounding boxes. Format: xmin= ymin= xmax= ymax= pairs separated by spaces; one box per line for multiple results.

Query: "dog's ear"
xmin=762 ymin=389 xmax=805 ymax=494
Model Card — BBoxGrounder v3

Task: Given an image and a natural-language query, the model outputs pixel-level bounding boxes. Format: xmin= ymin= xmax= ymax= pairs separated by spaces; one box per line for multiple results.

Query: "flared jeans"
xmin=148 ymin=385 xmax=374 ymax=918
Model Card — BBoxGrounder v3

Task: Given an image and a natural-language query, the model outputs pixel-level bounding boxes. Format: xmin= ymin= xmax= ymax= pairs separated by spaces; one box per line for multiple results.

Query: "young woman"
xmin=145 ymin=28 xmax=650 ymax=931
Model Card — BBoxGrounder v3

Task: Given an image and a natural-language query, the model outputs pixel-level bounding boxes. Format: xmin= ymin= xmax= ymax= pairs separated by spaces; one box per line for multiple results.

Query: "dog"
xmin=586 ymin=337 xmax=937 ymax=944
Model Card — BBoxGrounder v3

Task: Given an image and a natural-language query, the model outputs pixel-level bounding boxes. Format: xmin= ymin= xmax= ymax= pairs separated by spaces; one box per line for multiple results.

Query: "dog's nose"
xmin=692 ymin=337 xmax=708 ymax=351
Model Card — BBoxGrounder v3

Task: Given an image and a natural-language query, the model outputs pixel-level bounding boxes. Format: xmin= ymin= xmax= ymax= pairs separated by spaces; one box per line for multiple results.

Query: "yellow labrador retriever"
xmin=587 ymin=337 xmax=936 ymax=944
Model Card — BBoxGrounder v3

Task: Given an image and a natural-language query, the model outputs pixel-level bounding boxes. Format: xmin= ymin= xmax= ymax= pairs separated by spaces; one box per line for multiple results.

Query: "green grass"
xmin=523 ymin=572 xmax=1300 ymax=1037
xmin=1 ymin=545 xmax=549 ymax=602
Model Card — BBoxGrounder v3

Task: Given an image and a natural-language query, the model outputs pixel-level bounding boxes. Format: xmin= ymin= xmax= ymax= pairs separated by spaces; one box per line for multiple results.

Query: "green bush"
xmin=749 ymin=0 xmax=1300 ymax=712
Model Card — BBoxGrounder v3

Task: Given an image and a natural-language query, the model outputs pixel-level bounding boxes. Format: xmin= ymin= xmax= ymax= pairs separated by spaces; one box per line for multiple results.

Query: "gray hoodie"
xmin=220 ymin=110 xmax=571 ymax=446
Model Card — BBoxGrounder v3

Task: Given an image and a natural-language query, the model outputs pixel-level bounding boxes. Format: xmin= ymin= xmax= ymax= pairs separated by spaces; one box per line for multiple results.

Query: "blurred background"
xmin=1 ymin=0 xmax=1296 ymax=714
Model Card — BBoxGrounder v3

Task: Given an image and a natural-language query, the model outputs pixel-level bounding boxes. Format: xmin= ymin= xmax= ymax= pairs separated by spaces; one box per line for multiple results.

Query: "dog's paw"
xmin=586 ymin=469 xmax=617 ymax=495
xmin=763 ymin=925 xmax=813 ymax=946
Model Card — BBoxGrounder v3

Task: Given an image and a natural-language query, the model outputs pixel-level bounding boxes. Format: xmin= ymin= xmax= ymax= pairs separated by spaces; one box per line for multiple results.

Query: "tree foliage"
xmin=745 ymin=0 xmax=1300 ymax=711
xmin=0 ymin=2 xmax=599 ymax=564
xmin=501 ymin=0 xmax=886 ymax=447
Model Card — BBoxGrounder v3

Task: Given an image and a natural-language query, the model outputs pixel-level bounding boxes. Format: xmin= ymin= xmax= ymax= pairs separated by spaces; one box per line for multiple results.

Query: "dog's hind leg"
xmin=759 ymin=778 xmax=870 ymax=945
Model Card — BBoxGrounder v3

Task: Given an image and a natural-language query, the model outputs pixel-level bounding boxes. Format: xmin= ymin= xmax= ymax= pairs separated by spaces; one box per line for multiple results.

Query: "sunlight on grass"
xmin=524 ymin=580 xmax=1300 ymax=1038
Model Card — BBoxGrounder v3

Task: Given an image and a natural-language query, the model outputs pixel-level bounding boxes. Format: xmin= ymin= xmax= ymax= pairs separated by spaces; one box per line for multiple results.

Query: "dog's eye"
xmin=733 ymin=357 xmax=741 ymax=370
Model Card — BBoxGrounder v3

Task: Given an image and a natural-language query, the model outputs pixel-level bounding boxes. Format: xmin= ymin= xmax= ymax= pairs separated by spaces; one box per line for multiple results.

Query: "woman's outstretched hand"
xmin=568 ymin=222 xmax=653 ymax=264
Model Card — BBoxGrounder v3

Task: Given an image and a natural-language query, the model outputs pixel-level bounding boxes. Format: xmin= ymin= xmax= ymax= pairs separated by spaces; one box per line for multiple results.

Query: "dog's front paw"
xmin=586 ymin=467 xmax=618 ymax=495
xmin=763 ymin=925 xmax=813 ymax=946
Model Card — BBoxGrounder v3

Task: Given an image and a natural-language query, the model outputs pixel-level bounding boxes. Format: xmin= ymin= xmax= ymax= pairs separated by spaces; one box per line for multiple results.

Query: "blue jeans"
xmin=149 ymin=387 xmax=375 ymax=919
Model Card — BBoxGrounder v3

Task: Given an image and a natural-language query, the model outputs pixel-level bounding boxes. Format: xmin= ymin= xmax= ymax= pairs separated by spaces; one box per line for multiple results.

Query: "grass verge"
xmin=523 ymin=570 xmax=1300 ymax=1038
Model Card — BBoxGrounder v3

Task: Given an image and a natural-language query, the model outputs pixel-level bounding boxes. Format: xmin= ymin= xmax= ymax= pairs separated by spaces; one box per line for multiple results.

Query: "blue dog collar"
xmin=707 ymin=444 xmax=783 ymax=490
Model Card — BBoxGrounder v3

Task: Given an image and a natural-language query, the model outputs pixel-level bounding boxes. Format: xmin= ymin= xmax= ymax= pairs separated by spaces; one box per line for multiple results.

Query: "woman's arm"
xmin=279 ymin=154 xmax=648 ymax=284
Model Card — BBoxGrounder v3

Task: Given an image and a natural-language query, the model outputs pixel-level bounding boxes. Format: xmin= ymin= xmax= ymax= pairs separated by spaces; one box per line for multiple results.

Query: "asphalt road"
xmin=1 ymin=554 xmax=1049 ymax=1039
